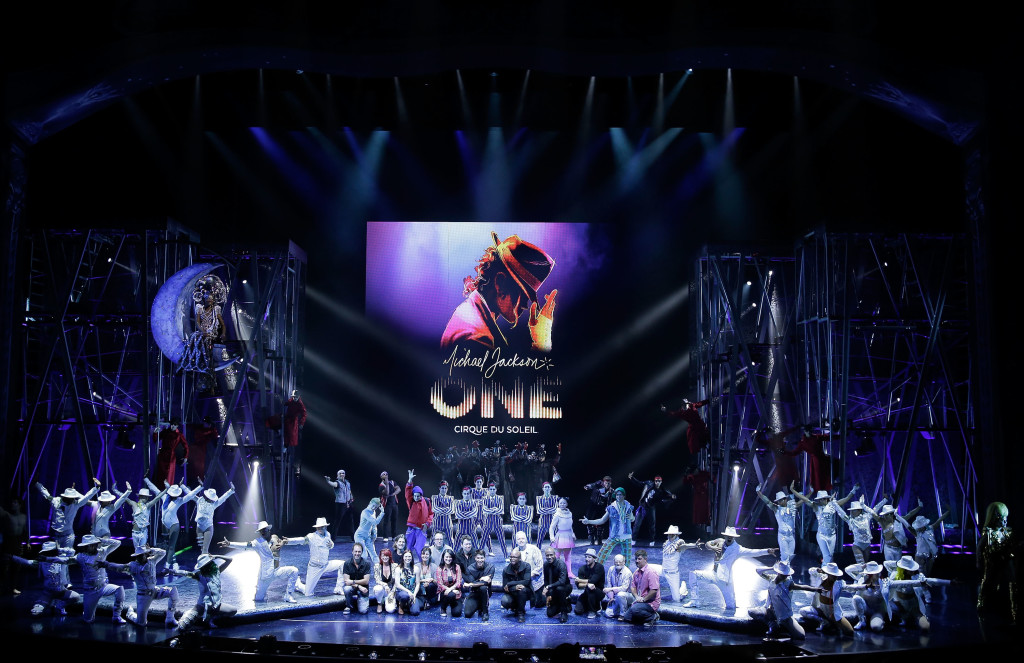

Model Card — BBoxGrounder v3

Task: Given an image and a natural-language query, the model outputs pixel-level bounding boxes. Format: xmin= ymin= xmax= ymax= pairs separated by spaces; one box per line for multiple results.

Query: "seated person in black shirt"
xmin=501 ymin=548 xmax=532 ymax=622
xmin=573 ymin=548 xmax=606 ymax=618
xmin=340 ymin=542 xmax=372 ymax=614
xmin=462 ymin=549 xmax=494 ymax=621
xmin=541 ymin=546 xmax=571 ymax=623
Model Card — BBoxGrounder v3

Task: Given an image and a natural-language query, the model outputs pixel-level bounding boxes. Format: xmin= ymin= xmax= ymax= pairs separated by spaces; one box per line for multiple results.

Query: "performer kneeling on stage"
xmin=296 ymin=517 xmax=345 ymax=596
xmin=221 ymin=520 xmax=304 ymax=603
xmin=171 ymin=554 xmax=236 ymax=630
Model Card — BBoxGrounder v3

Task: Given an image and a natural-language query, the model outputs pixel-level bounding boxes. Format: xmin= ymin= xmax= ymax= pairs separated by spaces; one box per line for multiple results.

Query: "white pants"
xmin=663 ymin=571 xmax=682 ymax=602
xmin=604 ymin=590 xmax=634 ymax=617
xmin=255 ymin=566 xmax=300 ymax=601
xmin=134 ymin=586 xmax=179 ymax=624
xmin=816 ymin=531 xmax=836 ymax=565
xmin=303 ymin=560 xmax=345 ymax=596
xmin=83 ymin=584 xmax=124 ymax=622
xmin=690 ymin=569 xmax=735 ymax=609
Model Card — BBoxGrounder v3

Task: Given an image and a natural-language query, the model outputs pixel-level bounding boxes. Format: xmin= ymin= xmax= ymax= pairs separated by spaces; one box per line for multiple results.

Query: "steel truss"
xmin=8 ymin=225 xmax=306 ymax=541
xmin=693 ymin=232 xmax=975 ymax=553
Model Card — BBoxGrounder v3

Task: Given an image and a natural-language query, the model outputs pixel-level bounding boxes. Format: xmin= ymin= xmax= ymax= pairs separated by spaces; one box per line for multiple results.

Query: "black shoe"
xmin=482 ymin=613 xmax=489 ymax=622
xmin=559 ymin=613 xmax=568 ymax=623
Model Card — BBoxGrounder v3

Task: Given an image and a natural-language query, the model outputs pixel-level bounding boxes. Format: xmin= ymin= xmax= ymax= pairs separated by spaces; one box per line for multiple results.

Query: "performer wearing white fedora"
xmin=791 ymin=482 xmax=858 ymax=565
xmin=749 ymin=561 xmax=818 ymax=639
xmin=685 ymin=526 xmax=777 ymax=612
xmin=661 ymin=525 xmax=700 ymax=602
xmin=294 ymin=516 xmax=345 ymax=596
xmin=221 ymin=520 xmax=304 ymax=603
xmin=755 ymin=486 xmax=798 ymax=565
xmin=798 ymin=562 xmax=855 ymax=636
xmin=194 ymin=482 xmax=236 ymax=555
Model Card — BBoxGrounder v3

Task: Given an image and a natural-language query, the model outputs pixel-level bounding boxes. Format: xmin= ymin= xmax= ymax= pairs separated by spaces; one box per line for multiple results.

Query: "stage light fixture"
xmin=746 ymin=280 xmax=751 ymax=286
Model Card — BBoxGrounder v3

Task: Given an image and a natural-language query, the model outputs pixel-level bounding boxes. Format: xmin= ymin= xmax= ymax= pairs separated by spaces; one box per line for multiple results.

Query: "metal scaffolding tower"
xmin=795 ymin=230 xmax=975 ymax=549
xmin=692 ymin=231 xmax=975 ymax=553
xmin=8 ymin=224 xmax=306 ymax=540
xmin=693 ymin=248 xmax=798 ymax=534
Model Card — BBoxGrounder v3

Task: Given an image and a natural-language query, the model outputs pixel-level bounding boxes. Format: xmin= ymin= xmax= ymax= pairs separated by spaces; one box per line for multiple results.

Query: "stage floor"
xmin=2 ymin=533 xmax=1016 ymax=661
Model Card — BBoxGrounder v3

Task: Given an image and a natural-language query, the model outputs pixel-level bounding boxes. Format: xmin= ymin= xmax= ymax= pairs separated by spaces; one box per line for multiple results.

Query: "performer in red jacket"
xmin=784 ymin=424 xmax=833 ymax=492
xmin=154 ymin=419 xmax=188 ymax=485
xmin=283 ymin=390 xmax=306 ymax=448
xmin=404 ymin=470 xmax=434 ymax=558
xmin=661 ymin=398 xmax=711 ymax=455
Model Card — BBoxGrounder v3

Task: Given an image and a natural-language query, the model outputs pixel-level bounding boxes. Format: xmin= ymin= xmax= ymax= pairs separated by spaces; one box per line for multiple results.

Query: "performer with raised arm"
xmin=581 ymin=487 xmax=634 ymax=566
xmin=863 ymin=497 xmax=923 ymax=562
xmin=10 ymin=540 xmax=80 ymax=617
xmin=220 ymin=520 xmax=304 ymax=603
xmin=756 ymin=486 xmax=797 ymax=565
xmin=129 ymin=479 xmax=171 ymax=549
xmin=36 ymin=477 xmax=100 ymax=549
xmin=904 ymin=505 xmax=951 ymax=580
xmin=661 ymin=525 xmax=700 ymax=602
xmin=685 ymin=526 xmax=778 ymax=612
xmin=75 ymin=534 xmax=126 ymax=624
xmin=295 ymin=517 xmax=345 ymax=596
xmin=170 ymin=554 xmax=235 ymax=630
xmin=479 ymin=481 xmax=508 ymax=560
xmin=535 ymin=482 xmax=558 ymax=547
xmin=354 ymin=497 xmax=385 ymax=562
xmin=157 ymin=480 xmax=204 ymax=575
xmin=194 ymin=482 xmax=236 ymax=555
xmin=430 ymin=480 xmax=456 ymax=547
xmin=661 ymin=398 xmax=711 ymax=456
xmin=324 ymin=470 xmax=354 ymax=540
xmin=790 ymin=481 xmax=858 ymax=565
xmin=837 ymin=495 xmax=886 ymax=564
xmin=454 ymin=486 xmax=480 ymax=548
xmin=91 ymin=482 xmax=130 ymax=540
xmin=429 ymin=446 xmax=462 ymax=492
xmin=510 ymin=492 xmax=534 ymax=543
xmin=628 ymin=472 xmax=677 ymax=547
xmin=404 ymin=470 xmax=434 ymax=558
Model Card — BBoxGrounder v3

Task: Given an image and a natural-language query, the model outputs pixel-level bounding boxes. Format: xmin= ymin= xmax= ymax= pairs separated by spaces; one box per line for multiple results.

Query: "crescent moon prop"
xmin=150 ymin=262 xmax=222 ymax=364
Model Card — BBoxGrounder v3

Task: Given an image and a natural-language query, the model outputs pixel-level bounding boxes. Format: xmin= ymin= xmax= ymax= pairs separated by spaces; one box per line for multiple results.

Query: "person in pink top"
xmin=620 ymin=548 xmax=661 ymax=626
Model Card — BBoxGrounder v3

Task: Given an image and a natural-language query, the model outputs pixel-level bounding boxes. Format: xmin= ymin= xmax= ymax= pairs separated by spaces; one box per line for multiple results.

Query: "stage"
xmin=2 ymin=532 xmax=1013 ymax=662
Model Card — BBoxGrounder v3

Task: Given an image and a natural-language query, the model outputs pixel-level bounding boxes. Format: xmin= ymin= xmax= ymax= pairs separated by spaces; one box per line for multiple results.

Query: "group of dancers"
xmin=10 ymin=458 xmax=1017 ymax=635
